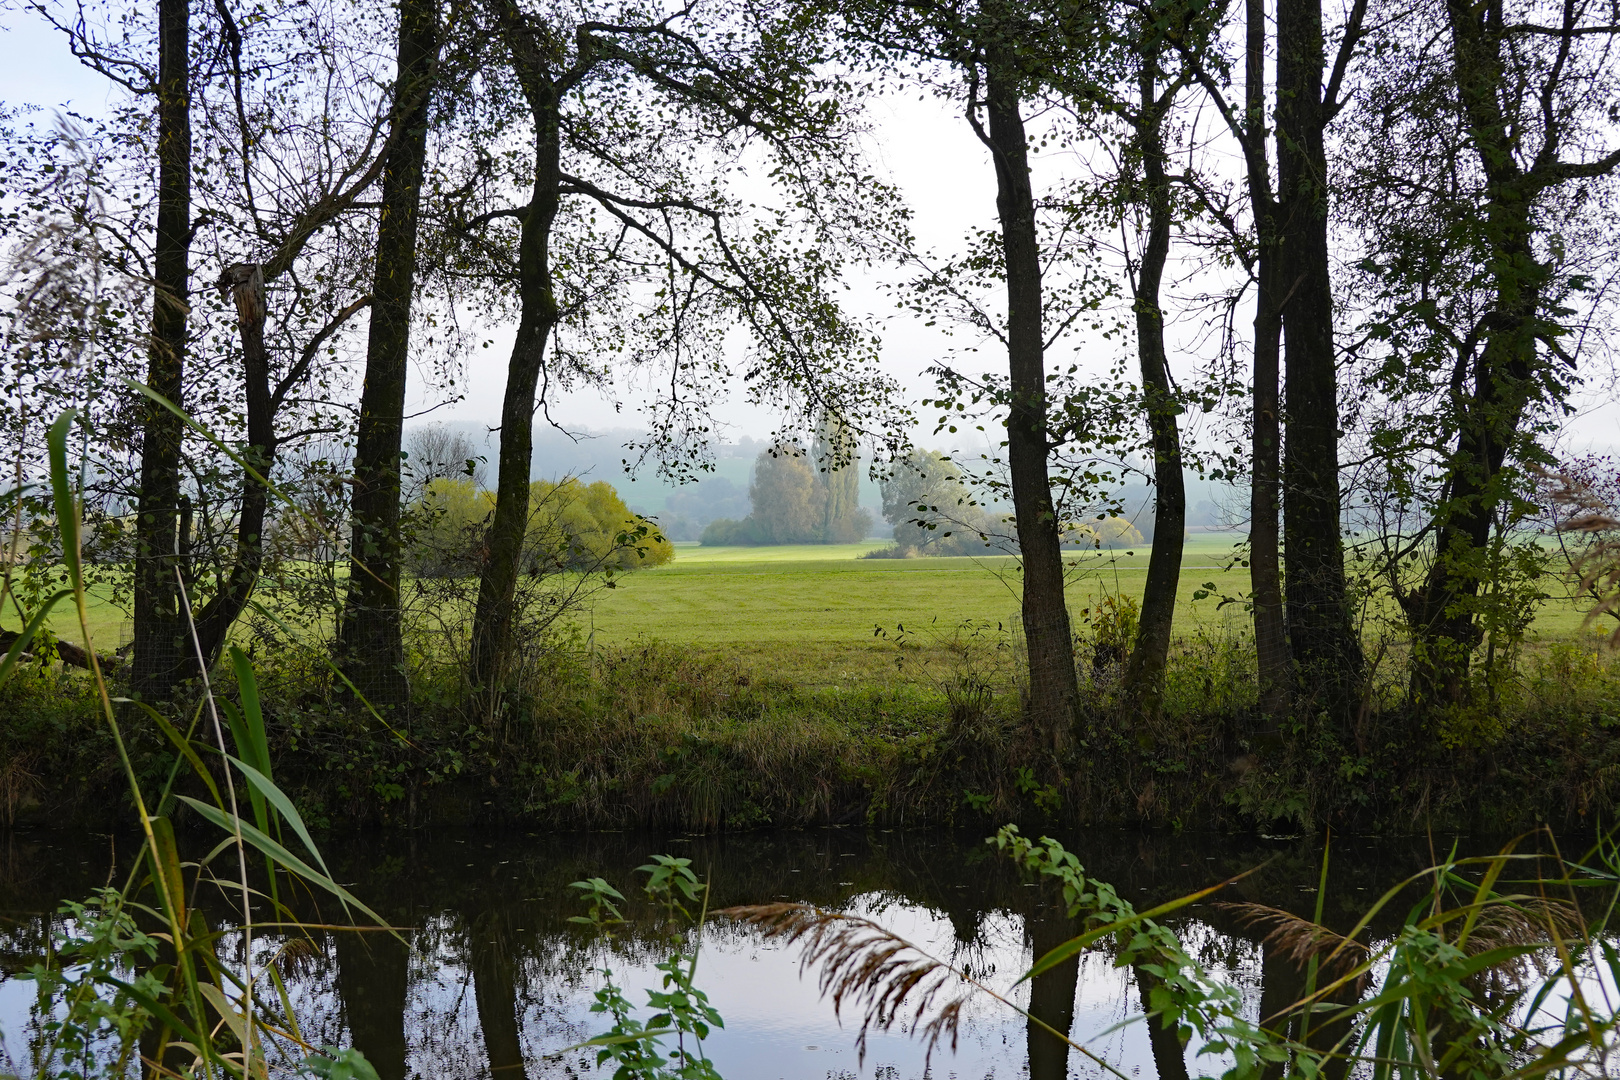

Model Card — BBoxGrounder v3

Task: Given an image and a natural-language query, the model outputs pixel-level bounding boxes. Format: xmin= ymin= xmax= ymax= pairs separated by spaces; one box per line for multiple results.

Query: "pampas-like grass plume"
xmin=1220 ymin=901 xmax=1371 ymax=985
xmin=716 ymin=902 xmax=974 ymax=1064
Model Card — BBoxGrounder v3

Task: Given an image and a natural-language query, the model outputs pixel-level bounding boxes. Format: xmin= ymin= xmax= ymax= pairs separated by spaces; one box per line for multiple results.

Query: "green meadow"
xmin=33 ymin=530 xmax=1609 ymax=687
xmin=573 ymin=534 xmax=1609 ymax=685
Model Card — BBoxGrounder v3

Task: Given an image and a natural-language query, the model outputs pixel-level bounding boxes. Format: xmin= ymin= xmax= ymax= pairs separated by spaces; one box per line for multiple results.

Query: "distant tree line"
xmin=868 ymin=449 xmax=1143 ymax=558
xmin=700 ymin=419 xmax=874 ymax=545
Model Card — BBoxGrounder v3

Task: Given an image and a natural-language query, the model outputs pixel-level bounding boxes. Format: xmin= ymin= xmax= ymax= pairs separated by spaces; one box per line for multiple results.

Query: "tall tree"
xmin=336 ymin=0 xmax=443 ymax=708
xmin=23 ymin=0 xmax=402 ymax=691
xmin=1116 ymin=22 xmax=1193 ymax=725
xmin=1275 ymin=0 xmax=1365 ymax=714
xmin=1345 ymin=0 xmax=1620 ymax=709
xmin=130 ymin=0 xmax=193 ymax=703
xmin=455 ymin=0 xmax=903 ymax=725
xmin=832 ymin=0 xmax=1119 ymax=753
xmin=815 ymin=412 xmax=865 ymax=543
xmin=983 ymin=49 xmax=1084 ymax=753
xmin=1244 ymin=0 xmax=1290 ymax=722
xmin=1178 ymin=0 xmax=1370 ymax=724
xmin=185 ymin=0 xmax=405 ymax=672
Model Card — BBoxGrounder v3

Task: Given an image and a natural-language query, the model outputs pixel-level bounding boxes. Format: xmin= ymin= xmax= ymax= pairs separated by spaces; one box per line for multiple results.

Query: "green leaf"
xmin=301 ymin=1048 xmax=382 ymax=1080
xmin=225 ymin=755 xmax=340 ymax=894
xmin=1019 ymin=875 xmax=1244 ymax=984
xmin=176 ymin=796 xmax=388 ymax=931
xmin=228 ymin=645 xmax=273 ymax=776
xmin=0 ymin=589 xmax=70 ymax=686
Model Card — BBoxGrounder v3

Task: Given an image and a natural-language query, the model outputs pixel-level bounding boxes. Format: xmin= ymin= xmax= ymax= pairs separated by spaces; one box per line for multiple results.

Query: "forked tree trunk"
xmin=1276 ymin=0 xmax=1361 ymax=720
xmin=1246 ymin=0 xmax=1291 ymax=724
xmin=131 ymin=0 xmax=192 ymax=704
xmin=468 ymin=31 xmax=563 ymax=731
xmin=336 ymin=0 xmax=439 ymax=710
xmin=1402 ymin=0 xmax=1580 ymax=709
xmin=1122 ymin=61 xmax=1186 ymax=727
xmin=983 ymin=59 xmax=1081 ymax=755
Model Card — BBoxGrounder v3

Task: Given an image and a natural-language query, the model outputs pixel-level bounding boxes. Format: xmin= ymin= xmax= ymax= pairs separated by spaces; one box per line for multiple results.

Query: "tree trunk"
xmin=983 ymin=60 xmax=1081 ymax=755
xmin=1122 ymin=62 xmax=1186 ymax=728
xmin=191 ymin=264 xmax=273 ymax=669
xmin=1246 ymin=0 xmax=1291 ymax=725
xmin=1402 ymin=0 xmax=1547 ymax=708
xmin=1276 ymin=0 xmax=1361 ymax=720
xmin=130 ymin=0 xmax=192 ymax=704
xmin=336 ymin=0 xmax=439 ymax=710
xmin=468 ymin=29 xmax=563 ymax=734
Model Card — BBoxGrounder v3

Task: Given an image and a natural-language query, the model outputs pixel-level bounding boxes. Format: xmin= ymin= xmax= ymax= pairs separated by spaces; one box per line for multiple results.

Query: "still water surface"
xmin=0 ymin=826 xmax=1559 ymax=1079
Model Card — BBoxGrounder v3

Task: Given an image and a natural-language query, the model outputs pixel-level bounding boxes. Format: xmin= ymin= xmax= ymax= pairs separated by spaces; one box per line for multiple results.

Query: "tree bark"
xmin=1276 ymin=0 xmax=1362 ymax=719
xmin=1122 ymin=61 xmax=1186 ymax=728
xmin=336 ymin=0 xmax=439 ymax=710
xmin=983 ymin=59 xmax=1081 ymax=755
xmin=130 ymin=0 xmax=192 ymax=704
xmin=1245 ymin=0 xmax=1291 ymax=725
xmin=468 ymin=19 xmax=564 ymax=733
xmin=190 ymin=264 xmax=272 ymax=670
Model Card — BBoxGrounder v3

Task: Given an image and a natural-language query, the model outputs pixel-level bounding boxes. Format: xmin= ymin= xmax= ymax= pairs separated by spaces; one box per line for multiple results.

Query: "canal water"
xmin=0 ymin=826 xmax=1584 ymax=1078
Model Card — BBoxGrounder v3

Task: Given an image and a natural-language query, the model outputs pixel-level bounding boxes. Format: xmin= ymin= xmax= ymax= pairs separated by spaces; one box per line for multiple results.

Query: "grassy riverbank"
xmin=6 ymin=631 xmax=1619 ymax=837
xmin=5 ymin=537 xmax=1620 ymax=835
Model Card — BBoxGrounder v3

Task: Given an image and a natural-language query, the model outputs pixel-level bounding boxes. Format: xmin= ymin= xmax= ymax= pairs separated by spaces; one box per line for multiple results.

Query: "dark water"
xmin=0 ymin=826 xmax=1584 ymax=1079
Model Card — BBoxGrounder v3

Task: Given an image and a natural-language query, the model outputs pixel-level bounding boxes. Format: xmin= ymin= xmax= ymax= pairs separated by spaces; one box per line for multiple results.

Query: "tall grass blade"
xmin=228 ymin=644 xmax=274 ymax=775
xmin=226 ymin=755 xmax=340 ymax=889
xmin=149 ymin=815 xmax=189 ymax=929
xmin=221 ymin=700 xmax=273 ymax=836
xmin=45 ymin=412 xmax=82 ymax=588
xmin=175 ymin=795 xmax=389 ymax=929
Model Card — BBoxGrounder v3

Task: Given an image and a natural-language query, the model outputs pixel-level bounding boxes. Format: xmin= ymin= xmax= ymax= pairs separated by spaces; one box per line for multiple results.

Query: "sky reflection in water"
xmin=0 ymin=826 xmax=1583 ymax=1079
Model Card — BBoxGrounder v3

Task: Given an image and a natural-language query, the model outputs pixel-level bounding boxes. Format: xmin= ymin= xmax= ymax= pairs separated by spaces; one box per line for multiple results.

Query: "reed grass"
xmin=2 ymin=408 xmax=388 ymax=1079
xmin=720 ymin=826 xmax=1620 ymax=1079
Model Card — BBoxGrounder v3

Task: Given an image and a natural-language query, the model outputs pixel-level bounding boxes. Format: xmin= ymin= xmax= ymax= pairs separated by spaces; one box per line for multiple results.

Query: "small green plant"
xmin=562 ymin=854 xmax=725 ymax=1080
xmin=1075 ymin=593 xmax=1140 ymax=674
xmin=17 ymin=889 xmax=163 ymax=1079
xmin=1013 ymin=766 xmax=1062 ymax=814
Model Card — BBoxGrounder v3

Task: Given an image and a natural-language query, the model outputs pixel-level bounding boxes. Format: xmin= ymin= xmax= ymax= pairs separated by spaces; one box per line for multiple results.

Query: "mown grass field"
xmin=28 ymin=531 xmax=1611 ymax=688
xmin=575 ymin=535 xmax=1611 ymax=686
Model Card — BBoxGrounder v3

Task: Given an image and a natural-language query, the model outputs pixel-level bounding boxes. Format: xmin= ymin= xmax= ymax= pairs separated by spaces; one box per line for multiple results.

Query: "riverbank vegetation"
xmin=4 ymin=0 xmax=1620 ymax=839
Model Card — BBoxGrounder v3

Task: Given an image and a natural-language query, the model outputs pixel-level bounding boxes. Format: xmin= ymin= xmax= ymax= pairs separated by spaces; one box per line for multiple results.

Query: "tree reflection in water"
xmin=0 ymin=827 xmax=1552 ymax=1079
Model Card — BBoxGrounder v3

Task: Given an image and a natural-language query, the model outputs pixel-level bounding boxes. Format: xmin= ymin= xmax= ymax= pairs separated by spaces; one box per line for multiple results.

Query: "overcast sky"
xmin=5 ymin=4 xmax=1618 ymax=468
